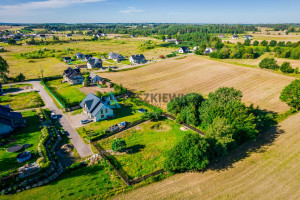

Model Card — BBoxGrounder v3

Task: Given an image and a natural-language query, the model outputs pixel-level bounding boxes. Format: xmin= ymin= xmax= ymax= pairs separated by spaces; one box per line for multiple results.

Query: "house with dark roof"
xmin=232 ymin=35 xmax=239 ymax=39
xmin=85 ymin=54 xmax=92 ymax=61
xmin=65 ymin=34 xmax=72 ymax=37
xmin=75 ymin=52 xmax=85 ymax=59
xmin=108 ymin=52 xmax=124 ymax=62
xmin=88 ymin=72 xmax=101 ymax=84
xmin=129 ymin=54 xmax=146 ymax=64
xmin=63 ymin=67 xmax=84 ymax=85
xmin=39 ymin=34 xmax=46 ymax=38
xmin=87 ymin=57 xmax=102 ymax=69
xmin=204 ymin=47 xmax=217 ymax=54
xmin=0 ymin=105 xmax=24 ymax=135
xmin=243 ymin=35 xmax=253 ymax=40
xmin=80 ymin=93 xmax=114 ymax=122
xmin=178 ymin=46 xmax=190 ymax=53
xmin=63 ymin=57 xmax=72 ymax=63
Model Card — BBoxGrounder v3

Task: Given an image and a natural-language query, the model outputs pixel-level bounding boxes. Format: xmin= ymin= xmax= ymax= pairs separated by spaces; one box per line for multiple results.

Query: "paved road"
xmin=16 ymin=80 xmax=93 ymax=158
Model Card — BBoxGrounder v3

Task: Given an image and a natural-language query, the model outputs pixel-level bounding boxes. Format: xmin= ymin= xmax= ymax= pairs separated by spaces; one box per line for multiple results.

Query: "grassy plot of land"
xmin=77 ymin=98 xmax=153 ymax=141
xmin=96 ymin=119 xmax=195 ymax=179
xmin=0 ymin=91 xmax=44 ymax=110
xmin=113 ymin=112 xmax=300 ymax=200
xmin=4 ymin=161 xmax=126 ymax=200
xmin=0 ymin=110 xmax=41 ymax=173
xmin=45 ymin=79 xmax=86 ymax=107
xmin=100 ymin=55 xmax=295 ymax=113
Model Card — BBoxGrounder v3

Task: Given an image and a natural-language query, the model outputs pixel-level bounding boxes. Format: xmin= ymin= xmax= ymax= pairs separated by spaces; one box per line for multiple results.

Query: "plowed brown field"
xmin=100 ymin=56 xmax=295 ymax=113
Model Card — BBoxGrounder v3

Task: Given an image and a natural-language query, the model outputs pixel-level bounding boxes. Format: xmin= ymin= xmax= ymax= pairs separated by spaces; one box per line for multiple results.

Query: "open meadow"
xmin=112 ymin=111 xmax=300 ymax=200
xmin=98 ymin=55 xmax=295 ymax=113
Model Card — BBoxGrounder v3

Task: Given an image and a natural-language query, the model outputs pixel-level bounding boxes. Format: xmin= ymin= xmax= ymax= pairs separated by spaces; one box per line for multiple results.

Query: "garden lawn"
xmin=4 ymin=161 xmax=126 ymax=200
xmin=76 ymin=98 xmax=153 ymax=141
xmin=0 ymin=91 xmax=44 ymax=110
xmin=0 ymin=110 xmax=41 ymax=173
xmin=96 ymin=119 xmax=195 ymax=179
xmin=45 ymin=78 xmax=86 ymax=107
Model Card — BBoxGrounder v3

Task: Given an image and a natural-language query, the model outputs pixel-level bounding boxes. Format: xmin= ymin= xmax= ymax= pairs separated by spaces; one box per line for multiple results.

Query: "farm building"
xmin=129 ymin=54 xmax=146 ymax=64
xmin=63 ymin=67 xmax=84 ymax=85
xmin=80 ymin=93 xmax=114 ymax=122
xmin=232 ymin=35 xmax=239 ymax=39
xmin=62 ymin=57 xmax=71 ymax=63
xmin=0 ymin=105 xmax=24 ymax=135
xmin=178 ymin=46 xmax=190 ymax=53
xmin=108 ymin=52 xmax=125 ymax=62
xmin=87 ymin=58 xmax=102 ymax=69
xmin=164 ymin=39 xmax=179 ymax=45
xmin=75 ymin=52 xmax=85 ymax=59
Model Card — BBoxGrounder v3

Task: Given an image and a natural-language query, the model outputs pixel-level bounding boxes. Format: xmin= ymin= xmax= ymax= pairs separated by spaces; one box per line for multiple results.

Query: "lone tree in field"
xmin=280 ymin=62 xmax=294 ymax=74
xmin=112 ymin=138 xmax=126 ymax=152
xmin=244 ymin=39 xmax=251 ymax=46
xmin=259 ymin=58 xmax=279 ymax=70
xmin=0 ymin=56 xmax=9 ymax=83
xmin=253 ymin=40 xmax=259 ymax=46
xmin=280 ymin=79 xmax=300 ymax=110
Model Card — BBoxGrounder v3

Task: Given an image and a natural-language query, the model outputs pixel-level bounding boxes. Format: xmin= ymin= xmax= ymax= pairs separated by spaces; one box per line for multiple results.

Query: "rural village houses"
xmin=108 ymin=52 xmax=125 ymax=62
xmin=80 ymin=93 xmax=114 ymax=122
xmin=63 ymin=67 xmax=84 ymax=85
xmin=178 ymin=46 xmax=190 ymax=53
xmin=87 ymin=57 xmax=102 ymax=69
xmin=204 ymin=47 xmax=217 ymax=54
xmin=88 ymin=72 xmax=101 ymax=84
xmin=232 ymin=35 xmax=239 ymax=39
xmin=129 ymin=54 xmax=146 ymax=64
xmin=0 ymin=105 xmax=24 ymax=135
xmin=164 ymin=38 xmax=179 ymax=45
xmin=63 ymin=57 xmax=72 ymax=63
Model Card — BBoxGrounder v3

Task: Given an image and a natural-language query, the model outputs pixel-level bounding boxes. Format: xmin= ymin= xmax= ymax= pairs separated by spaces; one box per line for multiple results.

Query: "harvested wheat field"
xmin=113 ymin=112 xmax=300 ymax=200
xmin=100 ymin=55 xmax=295 ymax=113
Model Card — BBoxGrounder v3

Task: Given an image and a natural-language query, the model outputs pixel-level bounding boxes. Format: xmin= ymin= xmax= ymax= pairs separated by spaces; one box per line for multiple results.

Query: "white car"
xmin=51 ymin=111 xmax=57 ymax=119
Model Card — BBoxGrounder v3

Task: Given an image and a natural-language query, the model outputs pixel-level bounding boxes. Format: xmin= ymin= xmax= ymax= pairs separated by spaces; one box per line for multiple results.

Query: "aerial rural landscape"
xmin=0 ymin=0 xmax=299 ymax=199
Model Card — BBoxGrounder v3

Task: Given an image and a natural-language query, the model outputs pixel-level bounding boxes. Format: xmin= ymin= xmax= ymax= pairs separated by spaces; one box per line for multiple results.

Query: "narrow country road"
xmin=18 ymin=80 xmax=93 ymax=158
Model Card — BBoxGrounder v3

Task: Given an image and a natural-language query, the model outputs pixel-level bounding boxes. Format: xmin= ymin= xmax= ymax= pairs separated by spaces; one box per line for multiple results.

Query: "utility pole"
xmin=40 ymin=65 xmax=44 ymax=78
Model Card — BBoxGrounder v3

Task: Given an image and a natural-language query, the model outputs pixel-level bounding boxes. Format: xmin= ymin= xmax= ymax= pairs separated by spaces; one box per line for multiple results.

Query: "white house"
xmin=204 ymin=48 xmax=217 ymax=54
xmin=80 ymin=93 xmax=114 ymax=122
xmin=178 ymin=46 xmax=189 ymax=53
xmin=165 ymin=39 xmax=179 ymax=45
xmin=129 ymin=54 xmax=146 ymax=64
xmin=87 ymin=57 xmax=102 ymax=69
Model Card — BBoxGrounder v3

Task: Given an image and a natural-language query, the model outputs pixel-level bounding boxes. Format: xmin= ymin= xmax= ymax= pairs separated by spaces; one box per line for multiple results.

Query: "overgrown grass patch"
xmin=96 ymin=119 xmax=195 ymax=179
xmin=0 ymin=91 xmax=44 ymax=110
xmin=45 ymin=78 xmax=86 ymax=107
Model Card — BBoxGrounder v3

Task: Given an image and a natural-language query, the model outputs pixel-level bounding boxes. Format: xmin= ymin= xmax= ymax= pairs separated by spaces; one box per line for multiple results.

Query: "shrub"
xmin=164 ymin=133 xmax=210 ymax=172
xmin=280 ymin=62 xmax=294 ymax=73
xmin=112 ymin=138 xmax=126 ymax=152
xmin=259 ymin=58 xmax=279 ymax=70
xmin=280 ymin=79 xmax=300 ymax=110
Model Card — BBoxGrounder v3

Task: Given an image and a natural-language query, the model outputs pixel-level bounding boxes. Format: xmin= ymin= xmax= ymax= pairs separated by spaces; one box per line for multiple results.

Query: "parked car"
xmin=51 ymin=111 xmax=57 ymax=119
xmin=118 ymin=121 xmax=128 ymax=129
xmin=81 ymin=119 xmax=92 ymax=125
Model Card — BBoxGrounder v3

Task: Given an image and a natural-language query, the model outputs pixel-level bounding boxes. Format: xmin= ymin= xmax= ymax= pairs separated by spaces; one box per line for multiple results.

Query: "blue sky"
xmin=0 ymin=0 xmax=299 ymax=24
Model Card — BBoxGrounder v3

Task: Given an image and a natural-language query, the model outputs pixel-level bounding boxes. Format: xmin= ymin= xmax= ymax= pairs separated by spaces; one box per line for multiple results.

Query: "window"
xmin=101 ymin=110 xmax=103 ymax=114
xmin=105 ymin=108 xmax=108 ymax=113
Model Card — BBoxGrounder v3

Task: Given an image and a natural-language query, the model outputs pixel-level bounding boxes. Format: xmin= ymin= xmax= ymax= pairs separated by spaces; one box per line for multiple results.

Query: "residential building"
xmin=80 ymin=93 xmax=114 ymax=122
xmin=218 ymin=34 xmax=225 ymax=38
xmin=0 ymin=105 xmax=24 ymax=135
xmin=108 ymin=52 xmax=124 ymax=62
xmin=63 ymin=57 xmax=71 ymax=63
xmin=87 ymin=57 xmax=102 ymax=69
xmin=178 ymin=46 xmax=190 ymax=53
xmin=63 ymin=67 xmax=84 ymax=85
xmin=65 ymin=34 xmax=72 ymax=37
xmin=75 ymin=52 xmax=85 ymax=59
xmin=204 ymin=47 xmax=217 ymax=54
xmin=39 ymin=34 xmax=46 ymax=38
xmin=129 ymin=54 xmax=146 ymax=64
xmin=243 ymin=35 xmax=253 ymax=40
xmin=85 ymin=54 xmax=92 ymax=61
xmin=88 ymin=72 xmax=101 ymax=84
xmin=232 ymin=35 xmax=239 ymax=39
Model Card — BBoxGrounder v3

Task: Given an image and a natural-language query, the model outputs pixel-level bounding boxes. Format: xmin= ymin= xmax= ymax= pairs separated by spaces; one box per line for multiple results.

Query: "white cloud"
xmin=120 ymin=7 xmax=144 ymax=14
xmin=0 ymin=0 xmax=105 ymax=16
